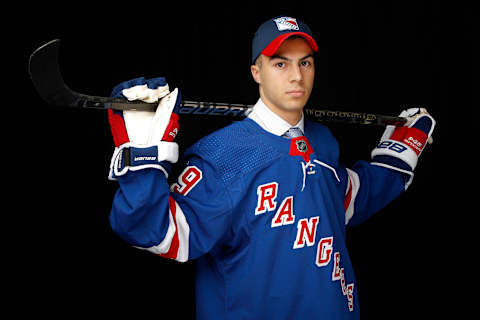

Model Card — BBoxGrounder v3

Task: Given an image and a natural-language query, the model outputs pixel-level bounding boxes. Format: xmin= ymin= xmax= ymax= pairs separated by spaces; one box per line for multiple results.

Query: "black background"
xmin=13 ymin=1 xmax=471 ymax=318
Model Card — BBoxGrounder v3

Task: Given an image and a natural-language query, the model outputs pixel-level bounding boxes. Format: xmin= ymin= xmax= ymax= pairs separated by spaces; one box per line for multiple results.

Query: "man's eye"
xmin=301 ymin=61 xmax=311 ymax=67
xmin=275 ymin=62 xmax=285 ymax=68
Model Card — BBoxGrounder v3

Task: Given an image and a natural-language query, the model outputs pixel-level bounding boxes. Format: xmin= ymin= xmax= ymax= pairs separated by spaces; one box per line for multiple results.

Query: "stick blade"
xmin=28 ymin=39 xmax=158 ymax=111
xmin=29 ymin=39 xmax=73 ymax=106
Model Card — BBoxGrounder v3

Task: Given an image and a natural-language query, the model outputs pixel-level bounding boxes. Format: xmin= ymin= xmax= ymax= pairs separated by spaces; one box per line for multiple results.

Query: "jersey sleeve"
xmin=341 ymin=160 xmax=406 ymax=226
xmin=109 ymin=151 xmax=234 ymax=262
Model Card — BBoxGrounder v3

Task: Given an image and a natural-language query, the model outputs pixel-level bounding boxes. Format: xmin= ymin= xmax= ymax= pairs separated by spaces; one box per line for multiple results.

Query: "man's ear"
xmin=251 ymin=64 xmax=261 ymax=84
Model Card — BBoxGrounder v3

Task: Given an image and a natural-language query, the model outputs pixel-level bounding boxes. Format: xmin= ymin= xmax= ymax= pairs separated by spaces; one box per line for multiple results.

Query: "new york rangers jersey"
xmin=110 ymin=111 xmax=405 ymax=319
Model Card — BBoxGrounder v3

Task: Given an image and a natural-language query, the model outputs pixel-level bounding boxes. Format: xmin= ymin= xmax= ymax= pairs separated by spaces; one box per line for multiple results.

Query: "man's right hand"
xmin=107 ymin=77 xmax=181 ymax=180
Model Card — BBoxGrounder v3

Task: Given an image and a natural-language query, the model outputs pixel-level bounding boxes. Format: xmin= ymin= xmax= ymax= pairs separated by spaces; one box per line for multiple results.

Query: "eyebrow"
xmin=269 ymin=53 xmax=315 ymax=62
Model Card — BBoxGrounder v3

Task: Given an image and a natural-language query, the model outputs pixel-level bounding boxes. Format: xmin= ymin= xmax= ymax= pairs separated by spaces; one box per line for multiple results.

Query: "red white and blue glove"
xmin=371 ymin=108 xmax=435 ymax=188
xmin=107 ymin=77 xmax=181 ymax=180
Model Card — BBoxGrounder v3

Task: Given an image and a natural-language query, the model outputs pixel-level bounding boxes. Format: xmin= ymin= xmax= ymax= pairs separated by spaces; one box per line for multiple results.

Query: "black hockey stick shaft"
xmin=28 ymin=39 xmax=407 ymax=126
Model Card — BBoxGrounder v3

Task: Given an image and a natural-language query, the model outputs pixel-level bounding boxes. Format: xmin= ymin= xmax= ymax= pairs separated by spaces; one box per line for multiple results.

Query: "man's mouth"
xmin=286 ymin=90 xmax=305 ymax=98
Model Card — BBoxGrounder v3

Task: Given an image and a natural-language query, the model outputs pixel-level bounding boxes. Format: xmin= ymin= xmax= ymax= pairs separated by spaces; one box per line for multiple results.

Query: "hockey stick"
xmin=28 ymin=39 xmax=407 ymax=126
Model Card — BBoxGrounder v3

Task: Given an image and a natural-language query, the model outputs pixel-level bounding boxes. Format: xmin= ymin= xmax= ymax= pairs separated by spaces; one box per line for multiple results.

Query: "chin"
xmin=284 ymin=98 xmax=308 ymax=111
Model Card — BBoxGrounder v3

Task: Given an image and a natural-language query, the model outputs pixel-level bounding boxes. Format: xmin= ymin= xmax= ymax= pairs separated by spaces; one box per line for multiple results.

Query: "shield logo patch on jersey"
xmin=289 ymin=137 xmax=314 ymax=162
xmin=296 ymin=140 xmax=308 ymax=153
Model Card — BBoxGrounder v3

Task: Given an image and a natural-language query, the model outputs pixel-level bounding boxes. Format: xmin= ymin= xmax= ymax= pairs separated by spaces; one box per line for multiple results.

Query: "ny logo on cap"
xmin=274 ymin=17 xmax=300 ymax=31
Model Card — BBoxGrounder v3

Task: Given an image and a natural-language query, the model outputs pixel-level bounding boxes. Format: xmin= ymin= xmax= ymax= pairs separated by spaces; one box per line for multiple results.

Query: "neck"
xmin=260 ymin=93 xmax=303 ymax=126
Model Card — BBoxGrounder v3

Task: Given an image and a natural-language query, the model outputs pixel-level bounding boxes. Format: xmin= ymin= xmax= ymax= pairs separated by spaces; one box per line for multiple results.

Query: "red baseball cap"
xmin=251 ymin=16 xmax=318 ymax=64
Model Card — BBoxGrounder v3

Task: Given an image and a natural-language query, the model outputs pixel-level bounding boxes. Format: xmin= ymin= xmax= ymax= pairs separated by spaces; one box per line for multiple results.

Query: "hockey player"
xmin=107 ymin=16 xmax=435 ymax=319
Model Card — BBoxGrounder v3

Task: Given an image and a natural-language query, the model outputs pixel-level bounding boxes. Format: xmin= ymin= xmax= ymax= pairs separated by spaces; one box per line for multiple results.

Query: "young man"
xmin=107 ymin=16 xmax=435 ymax=319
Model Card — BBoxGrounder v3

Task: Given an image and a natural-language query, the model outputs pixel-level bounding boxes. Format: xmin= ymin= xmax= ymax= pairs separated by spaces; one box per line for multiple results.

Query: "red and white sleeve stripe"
xmin=136 ymin=196 xmax=190 ymax=262
xmin=344 ymin=168 xmax=360 ymax=225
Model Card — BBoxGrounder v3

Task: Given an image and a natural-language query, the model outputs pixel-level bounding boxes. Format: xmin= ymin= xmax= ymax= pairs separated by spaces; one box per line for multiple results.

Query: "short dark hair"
xmin=254 ymin=55 xmax=263 ymax=68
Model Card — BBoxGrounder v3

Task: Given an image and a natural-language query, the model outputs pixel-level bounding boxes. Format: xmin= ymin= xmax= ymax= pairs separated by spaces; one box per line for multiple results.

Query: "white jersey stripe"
xmin=136 ymin=197 xmax=190 ymax=262
xmin=345 ymin=168 xmax=360 ymax=225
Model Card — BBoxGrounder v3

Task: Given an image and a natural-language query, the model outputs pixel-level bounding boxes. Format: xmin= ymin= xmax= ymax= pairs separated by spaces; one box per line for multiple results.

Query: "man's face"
xmin=251 ymin=37 xmax=315 ymax=124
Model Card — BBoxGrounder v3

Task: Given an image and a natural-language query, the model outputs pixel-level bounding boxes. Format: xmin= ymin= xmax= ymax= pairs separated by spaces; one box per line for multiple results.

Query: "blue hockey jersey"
xmin=110 ymin=117 xmax=405 ymax=319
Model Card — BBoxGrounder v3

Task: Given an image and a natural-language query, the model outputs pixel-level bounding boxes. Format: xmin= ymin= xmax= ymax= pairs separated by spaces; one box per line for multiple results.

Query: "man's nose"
xmin=289 ymin=64 xmax=303 ymax=82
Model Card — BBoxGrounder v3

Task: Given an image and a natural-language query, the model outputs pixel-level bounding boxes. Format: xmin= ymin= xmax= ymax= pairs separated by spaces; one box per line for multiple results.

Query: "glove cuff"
xmin=371 ymin=139 xmax=418 ymax=171
xmin=109 ymin=142 xmax=179 ymax=180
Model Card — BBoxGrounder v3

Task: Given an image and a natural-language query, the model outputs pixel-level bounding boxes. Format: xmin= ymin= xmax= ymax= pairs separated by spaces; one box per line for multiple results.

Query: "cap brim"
xmin=261 ymin=32 xmax=319 ymax=57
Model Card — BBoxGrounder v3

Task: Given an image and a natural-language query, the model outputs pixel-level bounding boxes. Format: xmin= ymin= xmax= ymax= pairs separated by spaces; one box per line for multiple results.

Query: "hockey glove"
xmin=371 ymin=108 xmax=435 ymax=188
xmin=108 ymin=77 xmax=181 ymax=180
